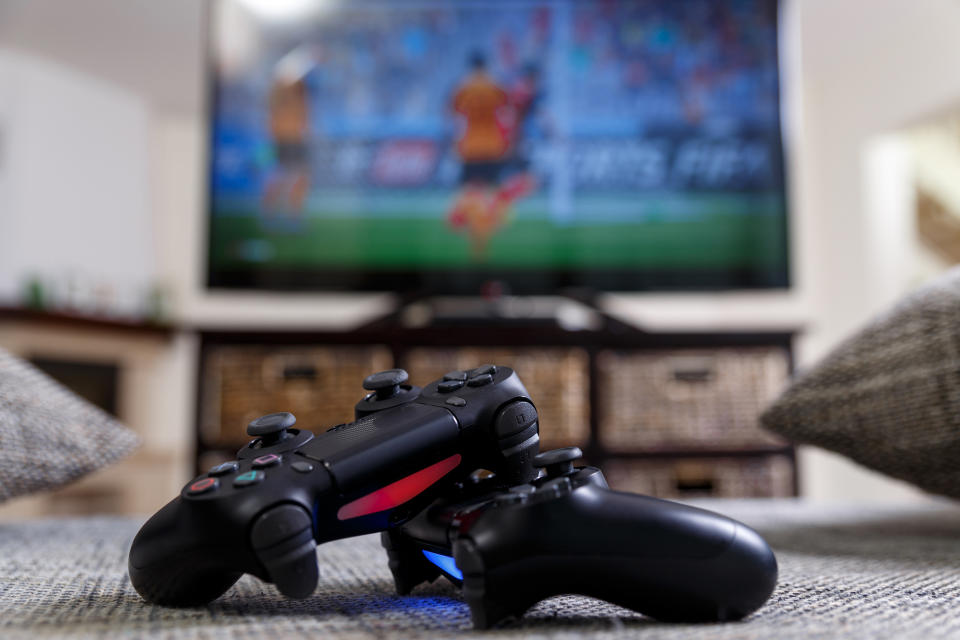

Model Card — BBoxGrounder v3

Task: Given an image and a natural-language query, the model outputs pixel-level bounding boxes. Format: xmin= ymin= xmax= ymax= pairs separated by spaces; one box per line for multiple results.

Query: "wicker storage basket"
xmin=201 ymin=345 xmax=392 ymax=448
xmin=602 ymin=456 xmax=794 ymax=499
xmin=598 ymin=348 xmax=789 ymax=449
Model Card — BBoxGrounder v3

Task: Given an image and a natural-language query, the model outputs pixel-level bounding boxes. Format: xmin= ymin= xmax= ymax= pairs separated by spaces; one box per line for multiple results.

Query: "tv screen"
xmin=207 ymin=0 xmax=788 ymax=293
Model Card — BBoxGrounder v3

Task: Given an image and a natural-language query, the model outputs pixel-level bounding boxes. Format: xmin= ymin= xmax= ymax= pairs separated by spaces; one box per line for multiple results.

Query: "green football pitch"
xmin=209 ymin=202 xmax=786 ymax=270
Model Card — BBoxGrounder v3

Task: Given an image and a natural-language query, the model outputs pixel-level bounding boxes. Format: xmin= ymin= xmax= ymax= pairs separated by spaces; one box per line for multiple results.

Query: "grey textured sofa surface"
xmin=1 ymin=499 xmax=959 ymax=639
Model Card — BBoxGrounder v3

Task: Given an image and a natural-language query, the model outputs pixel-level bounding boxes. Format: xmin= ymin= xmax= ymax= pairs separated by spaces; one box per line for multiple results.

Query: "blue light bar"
xmin=421 ymin=549 xmax=463 ymax=580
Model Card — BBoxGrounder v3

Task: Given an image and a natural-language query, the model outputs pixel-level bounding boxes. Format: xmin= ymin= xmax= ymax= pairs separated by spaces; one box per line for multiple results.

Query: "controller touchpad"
xmin=298 ymin=403 xmax=460 ymax=492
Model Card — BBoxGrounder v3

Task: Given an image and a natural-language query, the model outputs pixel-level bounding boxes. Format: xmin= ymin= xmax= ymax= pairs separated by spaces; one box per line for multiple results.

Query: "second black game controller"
xmin=382 ymin=447 xmax=778 ymax=628
xmin=129 ymin=365 xmax=540 ymax=606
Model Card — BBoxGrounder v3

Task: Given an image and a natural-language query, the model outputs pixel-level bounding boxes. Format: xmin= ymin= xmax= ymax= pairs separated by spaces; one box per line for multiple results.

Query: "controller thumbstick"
xmin=533 ymin=447 xmax=582 ymax=479
xmin=247 ymin=412 xmax=297 ymax=445
xmin=363 ymin=369 xmax=409 ymax=400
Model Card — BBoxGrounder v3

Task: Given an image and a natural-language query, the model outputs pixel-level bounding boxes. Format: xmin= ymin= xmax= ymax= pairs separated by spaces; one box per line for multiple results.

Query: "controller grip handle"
xmin=128 ymin=498 xmax=243 ymax=606
xmin=455 ymin=490 xmax=778 ymax=628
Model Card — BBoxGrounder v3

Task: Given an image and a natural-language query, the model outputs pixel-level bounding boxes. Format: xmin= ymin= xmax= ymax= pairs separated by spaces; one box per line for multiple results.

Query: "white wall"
xmin=0 ymin=50 xmax=154 ymax=313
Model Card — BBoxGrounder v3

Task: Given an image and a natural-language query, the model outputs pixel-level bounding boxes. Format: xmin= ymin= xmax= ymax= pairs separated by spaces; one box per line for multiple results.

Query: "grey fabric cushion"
xmin=1 ymin=500 xmax=959 ymax=639
xmin=0 ymin=347 xmax=140 ymax=502
xmin=762 ymin=267 xmax=960 ymax=498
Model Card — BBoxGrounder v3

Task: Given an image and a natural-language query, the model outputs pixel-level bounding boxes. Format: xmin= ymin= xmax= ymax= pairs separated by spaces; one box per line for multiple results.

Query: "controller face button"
xmin=291 ymin=461 xmax=314 ymax=473
xmin=438 ymin=380 xmax=465 ymax=393
xmin=470 ymin=364 xmax=498 ymax=377
xmin=253 ymin=453 xmax=282 ymax=468
xmin=187 ymin=477 xmax=219 ymax=495
xmin=443 ymin=371 xmax=468 ymax=381
xmin=445 ymin=396 xmax=467 ymax=407
xmin=208 ymin=461 xmax=239 ymax=476
xmin=467 ymin=374 xmax=493 ymax=387
xmin=233 ymin=470 xmax=265 ymax=487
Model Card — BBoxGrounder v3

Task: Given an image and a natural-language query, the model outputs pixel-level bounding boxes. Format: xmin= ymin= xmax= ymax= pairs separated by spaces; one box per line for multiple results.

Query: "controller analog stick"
xmin=533 ymin=447 xmax=582 ymax=478
xmin=247 ymin=412 xmax=297 ymax=445
xmin=363 ymin=368 xmax=409 ymax=400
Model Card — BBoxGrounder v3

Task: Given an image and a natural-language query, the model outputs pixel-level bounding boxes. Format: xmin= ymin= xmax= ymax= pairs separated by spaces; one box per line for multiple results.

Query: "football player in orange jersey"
xmin=447 ymin=52 xmax=512 ymax=260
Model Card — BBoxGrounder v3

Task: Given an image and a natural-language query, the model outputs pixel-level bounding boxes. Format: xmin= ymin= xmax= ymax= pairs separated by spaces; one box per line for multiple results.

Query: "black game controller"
xmin=382 ymin=447 xmax=778 ymax=628
xmin=129 ymin=365 xmax=540 ymax=606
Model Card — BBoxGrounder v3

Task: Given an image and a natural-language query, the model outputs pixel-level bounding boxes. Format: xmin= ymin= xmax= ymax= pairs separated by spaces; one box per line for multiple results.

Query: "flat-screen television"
xmin=207 ymin=0 xmax=788 ymax=293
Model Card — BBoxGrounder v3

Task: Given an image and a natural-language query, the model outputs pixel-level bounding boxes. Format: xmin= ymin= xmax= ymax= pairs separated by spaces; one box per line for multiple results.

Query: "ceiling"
xmin=0 ymin=0 xmax=205 ymax=114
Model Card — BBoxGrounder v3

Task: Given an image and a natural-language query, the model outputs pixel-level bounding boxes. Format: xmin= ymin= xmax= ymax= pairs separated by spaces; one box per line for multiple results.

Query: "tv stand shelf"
xmin=194 ymin=312 xmax=797 ymax=500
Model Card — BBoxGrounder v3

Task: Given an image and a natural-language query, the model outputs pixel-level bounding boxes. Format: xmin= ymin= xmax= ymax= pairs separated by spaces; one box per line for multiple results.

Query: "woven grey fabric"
xmin=2 ymin=499 xmax=959 ymax=639
xmin=762 ymin=266 xmax=960 ymax=498
xmin=0 ymin=347 xmax=140 ymax=502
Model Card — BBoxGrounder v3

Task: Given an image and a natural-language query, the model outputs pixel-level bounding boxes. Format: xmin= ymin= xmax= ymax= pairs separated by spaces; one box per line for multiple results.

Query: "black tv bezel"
xmin=203 ymin=0 xmax=791 ymax=295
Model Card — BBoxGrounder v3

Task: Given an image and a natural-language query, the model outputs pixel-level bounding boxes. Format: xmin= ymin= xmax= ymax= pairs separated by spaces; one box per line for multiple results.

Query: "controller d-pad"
xmin=443 ymin=371 xmax=468 ymax=381
xmin=467 ymin=374 xmax=493 ymax=387
xmin=470 ymin=365 xmax=498 ymax=377
xmin=438 ymin=380 xmax=465 ymax=393
xmin=445 ymin=396 xmax=466 ymax=407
